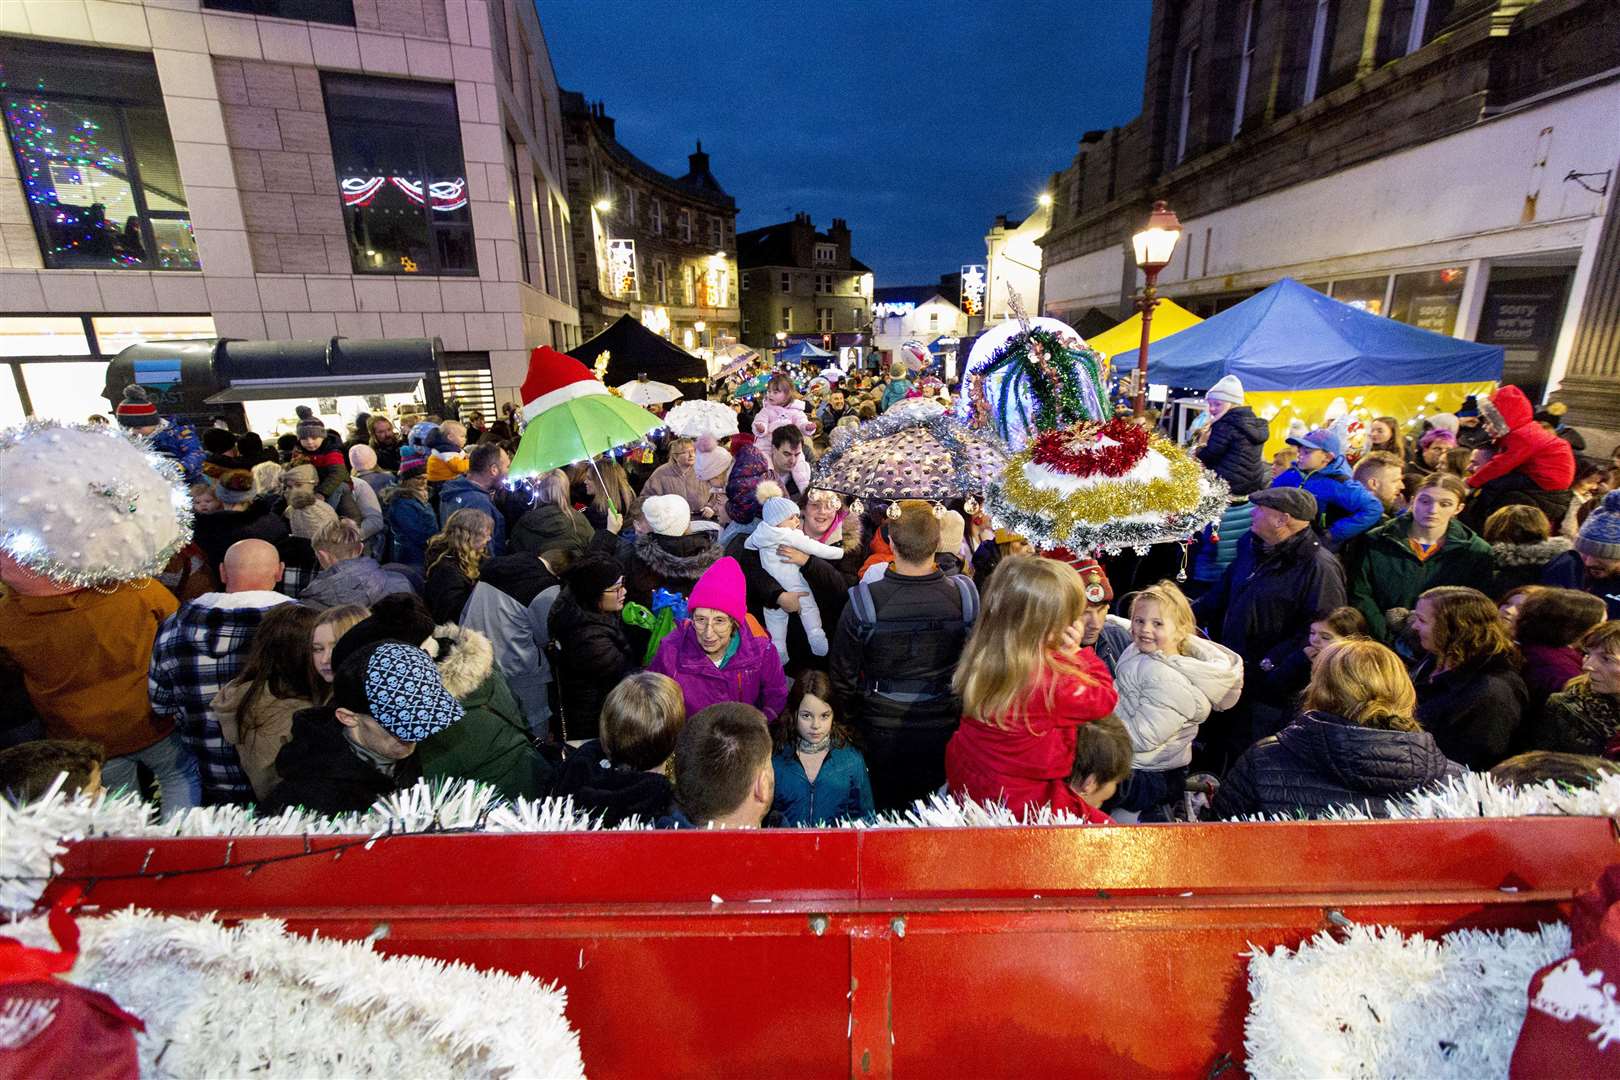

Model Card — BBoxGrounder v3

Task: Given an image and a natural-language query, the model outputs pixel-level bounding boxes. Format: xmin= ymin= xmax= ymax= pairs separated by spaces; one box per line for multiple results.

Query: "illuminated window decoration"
xmin=608 ymin=239 xmax=637 ymax=299
xmin=960 ymin=264 xmax=987 ymax=317
xmin=340 ymin=176 xmax=468 ymax=212
xmin=1 ymin=56 xmax=198 ymax=271
xmin=702 ymin=264 xmax=728 ymax=308
xmin=873 ymin=301 xmax=916 ymax=319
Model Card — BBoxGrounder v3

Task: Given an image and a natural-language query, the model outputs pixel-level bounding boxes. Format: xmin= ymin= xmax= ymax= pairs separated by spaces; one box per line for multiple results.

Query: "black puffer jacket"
xmin=625 ymin=532 xmax=723 ymax=609
xmin=1414 ymin=653 xmax=1529 ymax=771
xmin=1210 ymin=711 xmax=1458 ymax=819
xmin=547 ymin=593 xmax=636 ymax=741
xmin=260 ymin=705 xmax=420 ymax=816
xmin=548 ymin=739 xmax=674 ymax=826
xmin=1196 ymin=406 xmax=1271 ymax=496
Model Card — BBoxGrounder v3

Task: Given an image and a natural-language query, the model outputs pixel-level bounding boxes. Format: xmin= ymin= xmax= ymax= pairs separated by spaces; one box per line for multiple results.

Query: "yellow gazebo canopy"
xmin=1085 ymin=299 xmax=1203 ymax=359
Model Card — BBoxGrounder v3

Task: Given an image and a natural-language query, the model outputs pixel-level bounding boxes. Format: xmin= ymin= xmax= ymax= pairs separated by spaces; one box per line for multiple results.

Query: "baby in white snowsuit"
xmin=746 ymin=496 xmax=843 ymax=661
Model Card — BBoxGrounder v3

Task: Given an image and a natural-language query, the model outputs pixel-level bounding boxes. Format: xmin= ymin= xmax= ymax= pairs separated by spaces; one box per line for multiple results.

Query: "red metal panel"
xmin=41 ymin=818 xmax=1619 ymax=1079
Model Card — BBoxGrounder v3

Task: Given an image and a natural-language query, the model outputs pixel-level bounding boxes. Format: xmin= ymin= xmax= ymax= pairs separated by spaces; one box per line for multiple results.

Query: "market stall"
xmin=1083 ymin=297 xmax=1203 ymax=362
xmin=570 ymin=314 xmax=709 ymax=398
xmin=1141 ymin=278 xmax=1503 ymax=455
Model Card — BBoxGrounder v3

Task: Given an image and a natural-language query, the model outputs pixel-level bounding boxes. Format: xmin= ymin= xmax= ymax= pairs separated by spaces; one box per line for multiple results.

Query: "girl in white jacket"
xmin=1112 ymin=581 xmax=1243 ymax=819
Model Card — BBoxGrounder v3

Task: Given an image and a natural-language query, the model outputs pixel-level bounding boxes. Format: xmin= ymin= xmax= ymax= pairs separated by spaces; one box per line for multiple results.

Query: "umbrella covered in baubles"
xmin=810 ymin=400 xmax=1009 ymax=512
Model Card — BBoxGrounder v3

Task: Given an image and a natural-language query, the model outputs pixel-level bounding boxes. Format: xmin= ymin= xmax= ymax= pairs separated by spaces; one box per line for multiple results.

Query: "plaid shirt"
xmin=148 ymin=592 xmax=294 ymax=805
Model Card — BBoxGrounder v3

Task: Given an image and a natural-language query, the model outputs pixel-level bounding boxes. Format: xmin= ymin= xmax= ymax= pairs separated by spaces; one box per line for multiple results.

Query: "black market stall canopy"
xmin=569 ymin=315 xmax=708 ymax=397
xmin=103 ymin=337 xmax=441 ymax=421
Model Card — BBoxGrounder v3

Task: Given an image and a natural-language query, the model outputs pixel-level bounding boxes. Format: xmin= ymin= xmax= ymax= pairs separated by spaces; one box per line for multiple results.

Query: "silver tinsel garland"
xmin=0 ymin=419 xmax=193 ymax=587
xmin=985 ymin=469 xmax=1231 ymax=556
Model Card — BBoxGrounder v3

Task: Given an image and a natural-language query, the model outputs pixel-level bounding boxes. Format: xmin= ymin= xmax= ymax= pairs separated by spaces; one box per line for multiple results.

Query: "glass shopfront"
xmin=0 ymin=313 xmax=215 ymax=424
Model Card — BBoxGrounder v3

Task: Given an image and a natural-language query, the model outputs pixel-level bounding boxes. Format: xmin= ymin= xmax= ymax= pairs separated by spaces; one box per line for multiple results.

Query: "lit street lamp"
xmin=1037 ymin=191 xmax=1054 ymax=208
xmin=1130 ymin=200 xmax=1182 ymax=418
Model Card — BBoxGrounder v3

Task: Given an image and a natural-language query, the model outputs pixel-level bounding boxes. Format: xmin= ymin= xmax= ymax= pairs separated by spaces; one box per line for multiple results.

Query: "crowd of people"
xmin=3 ymin=367 xmax=1620 ymax=830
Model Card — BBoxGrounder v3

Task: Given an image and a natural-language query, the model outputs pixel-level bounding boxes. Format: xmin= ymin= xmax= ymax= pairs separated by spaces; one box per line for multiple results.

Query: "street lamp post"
xmin=1130 ymin=200 xmax=1182 ymax=419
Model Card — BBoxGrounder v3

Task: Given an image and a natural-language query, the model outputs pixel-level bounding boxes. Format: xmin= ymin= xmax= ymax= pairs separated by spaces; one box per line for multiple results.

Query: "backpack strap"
xmin=848 ymin=581 xmax=878 ymax=643
xmin=950 ymin=574 xmax=977 ymax=629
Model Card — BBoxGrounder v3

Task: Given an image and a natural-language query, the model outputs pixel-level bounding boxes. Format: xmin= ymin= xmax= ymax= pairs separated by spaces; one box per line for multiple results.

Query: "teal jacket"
xmin=1349 ymin=515 xmax=1495 ymax=641
xmin=771 ymin=743 xmax=874 ymax=826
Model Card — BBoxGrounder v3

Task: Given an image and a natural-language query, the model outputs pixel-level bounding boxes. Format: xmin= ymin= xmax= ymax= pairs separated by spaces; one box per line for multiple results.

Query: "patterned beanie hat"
xmin=1577 ymin=490 xmax=1620 ymax=563
xmin=333 ymin=641 xmax=463 ymax=743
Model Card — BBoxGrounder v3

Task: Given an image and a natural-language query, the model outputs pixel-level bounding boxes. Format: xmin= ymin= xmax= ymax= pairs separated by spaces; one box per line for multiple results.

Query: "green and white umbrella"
xmin=510 ymin=346 xmax=660 ymax=479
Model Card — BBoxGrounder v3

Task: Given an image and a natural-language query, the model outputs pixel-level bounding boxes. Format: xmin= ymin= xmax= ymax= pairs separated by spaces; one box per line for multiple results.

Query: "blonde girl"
xmin=310 ymin=603 xmax=370 ymax=687
xmin=423 ymin=508 xmax=492 ymax=622
xmin=1112 ymin=580 xmax=1243 ymax=819
xmin=945 ymin=557 xmax=1119 ymax=817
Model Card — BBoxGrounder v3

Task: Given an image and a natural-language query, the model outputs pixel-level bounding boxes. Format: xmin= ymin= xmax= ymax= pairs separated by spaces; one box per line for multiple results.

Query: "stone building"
xmin=559 ymin=93 xmax=738 ymax=353
xmin=0 ymin=0 xmax=579 ymax=425
xmin=737 ymin=213 xmax=873 ymax=354
xmin=1039 ymin=0 xmax=1620 ymax=424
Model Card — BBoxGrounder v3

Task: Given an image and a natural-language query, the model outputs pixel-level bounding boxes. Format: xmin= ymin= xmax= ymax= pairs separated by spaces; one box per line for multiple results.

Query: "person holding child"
xmin=746 ymin=496 xmax=845 ymax=661
xmin=1113 ymin=581 xmax=1244 ymax=819
xmin=945 ymin=557 xmax=1119 ymax=818
xmin=770 ymin=671 xmax=874 ymax=825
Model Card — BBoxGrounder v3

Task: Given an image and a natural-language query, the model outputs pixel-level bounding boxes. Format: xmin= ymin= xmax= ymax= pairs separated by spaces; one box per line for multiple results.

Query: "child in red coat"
xmin=1471 ymin=385 xmax=1575 ymax=494
xmin=944 ymin=556 xmax=1119 ymax=817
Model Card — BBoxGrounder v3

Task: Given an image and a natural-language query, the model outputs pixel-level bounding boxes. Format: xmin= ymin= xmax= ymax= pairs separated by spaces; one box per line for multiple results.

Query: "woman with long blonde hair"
xmin=577 ymin=456 xmax=635 ymax=530
xmin=423 ymin=508 xmax=492 ymax=623
xmin=1212 ymin=638 xmax=1456 ymax=818
xmin=510 ymin=467 xmax=595 ymax=557
xmin=944 ymin=556 xmax=1119 ymax=817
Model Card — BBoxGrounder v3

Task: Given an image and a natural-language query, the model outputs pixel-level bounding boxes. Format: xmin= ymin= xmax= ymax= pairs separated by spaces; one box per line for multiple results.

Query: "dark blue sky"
xmin=538 ymin=1 xmax=1152 ymax=286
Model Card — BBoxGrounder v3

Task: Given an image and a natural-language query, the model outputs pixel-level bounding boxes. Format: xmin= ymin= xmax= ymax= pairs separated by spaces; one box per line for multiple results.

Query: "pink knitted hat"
xmin=688 ymin=556 xmax=748 ymax=628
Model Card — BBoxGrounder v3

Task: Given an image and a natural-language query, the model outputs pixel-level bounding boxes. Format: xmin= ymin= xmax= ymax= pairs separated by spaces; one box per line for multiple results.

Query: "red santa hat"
xmin=520 ymin=346 xmax=608 ymax=422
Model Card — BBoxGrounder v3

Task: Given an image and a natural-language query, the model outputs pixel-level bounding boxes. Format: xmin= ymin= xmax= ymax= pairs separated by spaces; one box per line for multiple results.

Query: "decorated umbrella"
xmin=615 ymin=376 xmax=681 ymax=407
xmin=953 ymin=313 xmax=1109 ymax=453
xmin=810 ymin=402 xmax=1009 ymax=511
xmin=663 ymin=398 xmax=739 ymax=440
xmin=730 ymin=373 xmax=772 ymax=401
xmin=709 ymin=344 xmax=759 ymax=381
xmin=510 ymin=347 xmax=660 ymax=481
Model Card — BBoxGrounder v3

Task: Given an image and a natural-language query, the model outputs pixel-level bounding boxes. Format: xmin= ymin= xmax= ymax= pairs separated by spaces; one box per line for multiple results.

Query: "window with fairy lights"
xmin=0 ymin=39 xmax=199 ymax=271
xmin=322 ymin=74 xmax=476 ymax=276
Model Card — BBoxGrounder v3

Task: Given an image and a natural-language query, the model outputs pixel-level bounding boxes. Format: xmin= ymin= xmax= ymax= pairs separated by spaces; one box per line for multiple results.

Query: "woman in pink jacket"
xmin=648 ymin=557 xmax=790 ymax=722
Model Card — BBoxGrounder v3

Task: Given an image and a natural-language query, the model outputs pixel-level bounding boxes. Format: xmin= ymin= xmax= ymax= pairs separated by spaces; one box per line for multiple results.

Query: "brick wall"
xmin=216 ymin=57 xmax=348 ymax=277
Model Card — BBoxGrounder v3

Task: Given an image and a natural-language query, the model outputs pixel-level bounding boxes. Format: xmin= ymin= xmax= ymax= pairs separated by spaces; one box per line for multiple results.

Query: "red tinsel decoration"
xmin=1029 ymin=419 xmax=1151 ymax=478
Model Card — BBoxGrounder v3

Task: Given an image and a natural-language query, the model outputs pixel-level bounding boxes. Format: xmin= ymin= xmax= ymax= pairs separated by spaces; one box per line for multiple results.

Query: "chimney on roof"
xmin=794 ymin=211 xmax=811 ymax=226
xmin=689 ymin=139 xmax=709 ymax=176
xmin=593 ymin=100 xmax=615 ymax=140
xmin=827 ymin=218 xmax=850 ymax=244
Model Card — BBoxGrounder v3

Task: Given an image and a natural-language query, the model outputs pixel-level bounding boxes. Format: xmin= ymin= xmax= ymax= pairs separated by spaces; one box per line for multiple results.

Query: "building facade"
xmin=560 ymin=93 xmax=739 ymax=353
xmin=0 ymin=0 xmax=579 ymax=426
xmin=985 ymin=202 xmax=1049 ymax=324
xmin=737 ymin=213 xmax=872 ymax=352
xmin=1038 ymin=0 xmax=1620 ymax=421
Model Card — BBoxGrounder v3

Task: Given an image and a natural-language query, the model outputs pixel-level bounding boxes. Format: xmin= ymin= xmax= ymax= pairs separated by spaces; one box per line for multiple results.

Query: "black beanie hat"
xmin=564 ymin=553 xmax=624 ymax=606
xmin=330 ymin=593 xmax=437 ymax=675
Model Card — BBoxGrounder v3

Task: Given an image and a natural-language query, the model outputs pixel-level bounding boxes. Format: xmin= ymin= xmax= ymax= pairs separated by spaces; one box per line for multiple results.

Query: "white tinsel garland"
xmin=3 ymin=908 xmax=584 ymax=1078
xmin=6 ymin=771 xmax=1620 ymax=915
xmin=1244 ymin=921 xmax=1569 ymax=1079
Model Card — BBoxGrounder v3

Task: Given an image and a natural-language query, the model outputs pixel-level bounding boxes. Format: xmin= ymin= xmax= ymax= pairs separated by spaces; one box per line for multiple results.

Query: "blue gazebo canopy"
xmin=1143 ymin=278 xmax=1503 ymax=391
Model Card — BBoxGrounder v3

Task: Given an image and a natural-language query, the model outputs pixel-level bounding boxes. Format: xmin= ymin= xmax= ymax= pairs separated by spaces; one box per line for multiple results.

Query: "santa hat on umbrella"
xmin=519 ymin=346 xmax=608 ymax=422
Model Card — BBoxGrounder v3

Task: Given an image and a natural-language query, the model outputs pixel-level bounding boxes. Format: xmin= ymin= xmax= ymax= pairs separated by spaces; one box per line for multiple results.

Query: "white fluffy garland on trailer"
xmin=2 ymin=908 xmax=585 ymax=1079
xmin=1243 ymin=922 xmax=1570 ymax=1080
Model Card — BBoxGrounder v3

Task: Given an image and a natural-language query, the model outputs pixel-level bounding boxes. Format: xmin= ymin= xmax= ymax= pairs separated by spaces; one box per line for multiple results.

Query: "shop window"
xmin=0 ymin=39 xmax=199 ymax=271
xmin=22 ymin=360 xmax=110 ymax=424
xmin=1390 ymin=267 xmax=1467 ymax=335
xmin=1329 ymin=275 xmax=1389 ymax=315
xmin=324 ymin=74 xmax=476 ymax=276
xmin=91 ymin=315 xmax=216 ymax=355
xmin=201 ymin=0 xmax=355 ymax=24
xmin=0 ymin=317 xmax=91 ymax=357
xmin=0 ymin=367 xmax=24 ymax=427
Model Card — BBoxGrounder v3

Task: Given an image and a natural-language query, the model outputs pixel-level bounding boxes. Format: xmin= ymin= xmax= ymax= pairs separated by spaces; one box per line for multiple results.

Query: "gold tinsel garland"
xmin=997 ymin=433 xmax=1207 ymax=533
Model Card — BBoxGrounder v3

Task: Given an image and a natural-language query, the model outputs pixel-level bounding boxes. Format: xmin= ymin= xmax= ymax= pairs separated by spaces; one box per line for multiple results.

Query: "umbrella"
xmin=615 ymin=376 xmax=681 ymax=406
xmin=664 ymin=399 xmax=739 ymax=439
xmin=509 ymin=395 xmax=659 ymax=479
xmin=811 ymin=406 xmax=1009 ymax=504
xmin=731 ymin=374 xmax=772 ymax=400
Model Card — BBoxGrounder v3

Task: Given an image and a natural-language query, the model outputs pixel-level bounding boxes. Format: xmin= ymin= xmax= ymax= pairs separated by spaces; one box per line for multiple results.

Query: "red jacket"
xmin=1469 ymin=385 xmax=1574 ymax=492
xmin=945 ymin=649 xmax=1119 ymax=818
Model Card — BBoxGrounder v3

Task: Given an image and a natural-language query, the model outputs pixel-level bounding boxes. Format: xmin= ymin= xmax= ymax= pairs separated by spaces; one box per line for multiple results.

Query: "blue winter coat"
xmin=771 ymin=743 xmax=875 ymax=826
xmin=1541 ymin=550 xmax=1620 ymax=620
xmin=1271 ymin=457 xmax=1383 ymax=546
xmin=152 ymin=419 xmax=205 ymax=484
xmin=439 ymin=475 xmax=506 ymax=555
xmin=385 ymin=495 xmax=438 ymax=568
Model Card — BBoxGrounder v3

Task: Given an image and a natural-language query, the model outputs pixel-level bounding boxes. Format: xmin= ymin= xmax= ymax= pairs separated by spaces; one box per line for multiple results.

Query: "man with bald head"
xmin=149 ymin=539 xmax=294 ymax=805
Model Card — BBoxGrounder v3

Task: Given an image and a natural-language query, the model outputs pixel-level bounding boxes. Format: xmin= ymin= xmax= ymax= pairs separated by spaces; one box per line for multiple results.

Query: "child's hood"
xmin=1158 ymin=635 xmax=1244 ymax=709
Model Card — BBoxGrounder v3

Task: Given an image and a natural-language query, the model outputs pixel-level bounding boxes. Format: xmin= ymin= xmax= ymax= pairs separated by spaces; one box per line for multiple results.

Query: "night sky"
xmin=538 ymin=0 xmax=1152 ymax=286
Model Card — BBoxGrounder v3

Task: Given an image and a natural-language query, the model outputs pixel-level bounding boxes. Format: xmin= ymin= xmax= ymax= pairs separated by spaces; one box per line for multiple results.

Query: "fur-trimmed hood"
xmin=428 ymin=621 xmax=496 ymax=699
xmin=1491 ymin=536 xmax=1573 ymax=568
xmin=633 ymin=531 xmax=723 ymax=578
